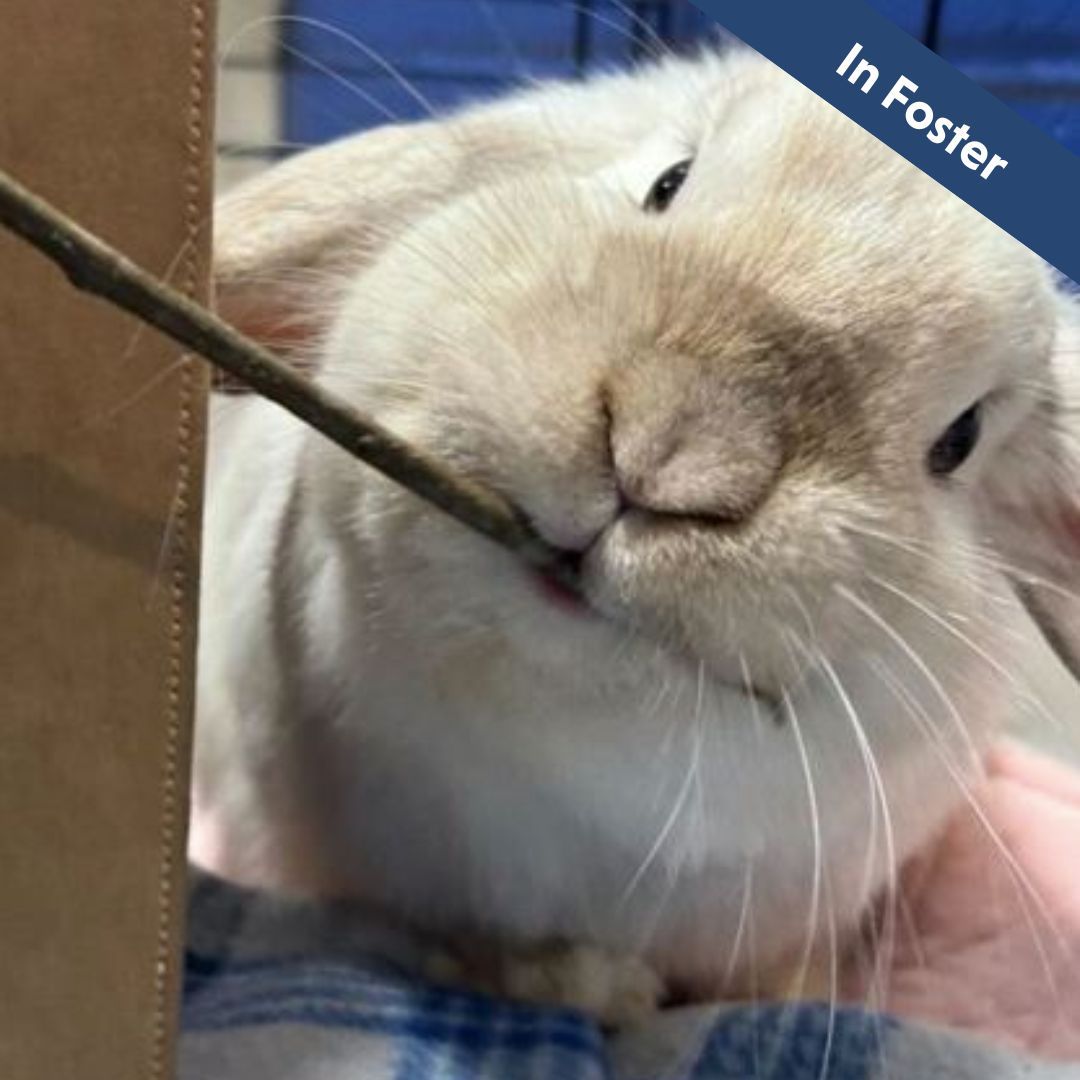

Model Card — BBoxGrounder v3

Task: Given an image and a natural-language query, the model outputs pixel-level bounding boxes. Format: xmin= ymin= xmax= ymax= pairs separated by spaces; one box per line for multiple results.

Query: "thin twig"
xmin=0 ymin=166 xmax=578 ymax=589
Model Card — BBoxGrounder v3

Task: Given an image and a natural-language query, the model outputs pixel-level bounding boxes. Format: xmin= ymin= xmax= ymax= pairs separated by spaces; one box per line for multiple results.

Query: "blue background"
xmin=279 ymin=1 xmax=1080 ymax=155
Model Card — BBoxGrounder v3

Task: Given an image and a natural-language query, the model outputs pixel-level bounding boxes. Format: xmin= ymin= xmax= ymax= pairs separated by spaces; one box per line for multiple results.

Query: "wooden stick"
xmin=0 ymin=167 xmax=578 ymax=588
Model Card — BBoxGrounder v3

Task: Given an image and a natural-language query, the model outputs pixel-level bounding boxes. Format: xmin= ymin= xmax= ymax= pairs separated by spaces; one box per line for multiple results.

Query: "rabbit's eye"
xmin=644 ymin=159 xmax=692 ymax=213
xmin=928 ymin=403 xmax=982 ymax=476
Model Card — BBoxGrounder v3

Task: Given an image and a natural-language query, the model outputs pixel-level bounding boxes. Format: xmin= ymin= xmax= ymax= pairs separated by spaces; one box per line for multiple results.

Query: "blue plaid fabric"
xmin=184 ymin=951 xmax=605 ymax=1080
xmin=179 ymin=871 xmax=1076 ymax=1080
xmin=183 ymin=947 xmax=887 ymax=1080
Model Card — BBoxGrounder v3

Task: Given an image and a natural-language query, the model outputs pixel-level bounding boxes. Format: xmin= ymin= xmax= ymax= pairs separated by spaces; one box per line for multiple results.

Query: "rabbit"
xmin=193 ymin=47 xmax=1080 ymax=1024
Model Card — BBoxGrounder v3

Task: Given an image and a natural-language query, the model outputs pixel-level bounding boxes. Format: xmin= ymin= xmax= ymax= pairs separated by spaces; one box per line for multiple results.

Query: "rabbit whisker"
xmin=563 ymin=0 xmax=670 ymax=65
xmin=868 ymin=655 xmax=1072 ymax=1017
xmin=837 ymin=585 xmax=984 ymax=772
xmin=866 ymin=570 xmax=1062 ymax=733
xmin=617 ymin=665 xmax=703 ymax=909
xmin=776 ymin=677 xmax=825 ymax=1006
xmin=819 ymin=648 xmax=899 ymax=1019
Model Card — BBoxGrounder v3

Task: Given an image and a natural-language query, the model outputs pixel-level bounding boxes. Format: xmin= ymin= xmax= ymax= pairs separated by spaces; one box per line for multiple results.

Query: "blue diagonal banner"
xmin=686 ymin=0 xmax=1080 ymax=283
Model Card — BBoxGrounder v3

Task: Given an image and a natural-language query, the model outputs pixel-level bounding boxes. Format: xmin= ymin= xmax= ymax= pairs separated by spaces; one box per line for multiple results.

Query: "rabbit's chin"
xmin=326 ymin=543 xmax=1004 ymax=998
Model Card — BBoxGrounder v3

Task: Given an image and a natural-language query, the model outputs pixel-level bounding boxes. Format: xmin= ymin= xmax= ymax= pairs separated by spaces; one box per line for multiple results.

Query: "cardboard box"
xmin=0 ymin=6 xmax=215 ymax=1078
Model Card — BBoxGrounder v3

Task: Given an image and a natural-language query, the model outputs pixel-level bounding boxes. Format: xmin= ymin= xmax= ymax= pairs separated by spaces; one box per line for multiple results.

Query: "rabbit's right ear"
xmin=977 ymin=292 xmax=1080 ymax=681
xmin=213 ymin=120 xmax=461 ymax=353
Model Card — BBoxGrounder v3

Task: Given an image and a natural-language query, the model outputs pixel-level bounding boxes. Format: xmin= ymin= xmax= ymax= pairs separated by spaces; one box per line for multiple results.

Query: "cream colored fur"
xmin=195 ymin=49 xmax=1080 ymax=1020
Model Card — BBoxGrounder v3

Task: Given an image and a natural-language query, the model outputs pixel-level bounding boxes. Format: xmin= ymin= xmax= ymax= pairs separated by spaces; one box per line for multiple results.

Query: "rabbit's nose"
xmin=607 ymin=390 xmax=782 ymax=525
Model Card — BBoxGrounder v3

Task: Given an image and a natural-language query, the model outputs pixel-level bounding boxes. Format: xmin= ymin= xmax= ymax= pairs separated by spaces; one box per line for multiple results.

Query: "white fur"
xmin=195 ymin=50 xmax=1080 ymax=999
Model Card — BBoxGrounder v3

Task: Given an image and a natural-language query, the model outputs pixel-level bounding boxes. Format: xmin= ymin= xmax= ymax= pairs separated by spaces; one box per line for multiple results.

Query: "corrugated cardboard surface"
xmin=0 ymin=6 xmax=214 ymax=1079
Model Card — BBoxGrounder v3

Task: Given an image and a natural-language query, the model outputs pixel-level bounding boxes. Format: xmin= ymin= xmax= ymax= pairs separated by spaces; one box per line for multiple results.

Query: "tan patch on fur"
xmin=424 ymin=941 xmax=665 ymax=1028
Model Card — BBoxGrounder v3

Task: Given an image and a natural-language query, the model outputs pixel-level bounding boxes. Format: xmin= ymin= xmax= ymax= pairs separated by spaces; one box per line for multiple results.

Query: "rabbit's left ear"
xmin=978 ymin=293 xmax=1080 ymax=680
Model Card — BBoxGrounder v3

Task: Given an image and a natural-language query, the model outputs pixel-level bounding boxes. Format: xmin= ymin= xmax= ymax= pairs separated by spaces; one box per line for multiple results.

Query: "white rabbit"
xmin=194 ymin=48 xmax=1080 ymax=1023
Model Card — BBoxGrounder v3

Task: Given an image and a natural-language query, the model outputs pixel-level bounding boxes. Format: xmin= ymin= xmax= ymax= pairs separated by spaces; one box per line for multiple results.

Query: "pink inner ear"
xmin=1024 ymin=492 xmax=1080 ymax=566
xmin=1058 ymin=504 xmax=1080 ymax=557
xmin=213 ymin=292 xmax=321 ymax=392
xmin=1033 ymin=497 xmax=1080 ymax=568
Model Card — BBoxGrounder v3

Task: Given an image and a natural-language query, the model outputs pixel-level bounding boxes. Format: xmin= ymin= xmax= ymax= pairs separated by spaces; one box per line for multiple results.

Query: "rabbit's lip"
xmin=525 ymin=533 xmax=594 ymax=617
xmin=532 ymin=567 xmax=593 ymax=618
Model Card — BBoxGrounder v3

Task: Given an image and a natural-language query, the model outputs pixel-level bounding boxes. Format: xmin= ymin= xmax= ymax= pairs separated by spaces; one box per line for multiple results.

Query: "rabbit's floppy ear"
xmin=212 ymin=98 xmax=601 ymax=348
xmin=213 ymin=120 xmax=469 ymax=355
xmin=977 ymin=292 xmax=1080 ymax=680
xmin=212 ymin=107 xmax=580 ymax=359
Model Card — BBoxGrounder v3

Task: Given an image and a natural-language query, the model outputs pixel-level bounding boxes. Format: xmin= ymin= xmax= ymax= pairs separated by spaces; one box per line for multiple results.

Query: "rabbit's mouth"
xmin=533 ymin=568 xmax=591 ymax=617
xmin=529 ymin=541 xmax=597 ymax=618
xmin=524 ymin=536 xmax=594 ymax=618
